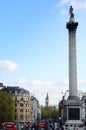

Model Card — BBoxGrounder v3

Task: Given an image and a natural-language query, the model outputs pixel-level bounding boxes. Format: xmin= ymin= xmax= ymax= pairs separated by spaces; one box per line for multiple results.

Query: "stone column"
xmin=66 ymin=6 xmax=78 ymax=99
xmin=63 ymin=6 xmax=82 ymax=125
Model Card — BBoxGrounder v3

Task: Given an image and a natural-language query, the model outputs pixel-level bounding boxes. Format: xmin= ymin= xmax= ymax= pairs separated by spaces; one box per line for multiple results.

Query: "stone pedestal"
xmin=63 ymin=97 xmax=82 ymax=125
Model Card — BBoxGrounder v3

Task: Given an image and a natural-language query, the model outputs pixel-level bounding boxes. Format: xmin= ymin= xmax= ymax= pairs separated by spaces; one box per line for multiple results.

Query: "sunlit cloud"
xmin=62 ymin=78 xmax=69 ymax=86
xmin=0 ymin=60 xmax=19 ymax=73
xmin=3 ymin=78 xmax=86 ymax=105
xmin=31 ymin=80 xmax=44 ymax=86
xmin=26 ymin=79 xmax=69 ymax=105
xmin=57 ymin=0 xmax=86 ymax=10
xmin=17 ymin=78 xmax=86 ymax=105
xmin=78 ymin=79 xmax=86 ymax=92
xmin=60 ymin=9 xmax=68 ymax=14
xmin=57 ymin=0 xmax=72 ymax=7
xmin=71 ymin=1 xmax=86 ymax=9
xmin=78 ymin=79 xmax=86 ymax=85
xmin=18 ymin=78 xmax=27 ymax=84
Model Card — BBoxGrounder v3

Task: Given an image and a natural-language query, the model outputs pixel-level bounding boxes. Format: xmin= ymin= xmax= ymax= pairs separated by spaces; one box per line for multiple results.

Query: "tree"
xmin=41 ymin=106 xmax=59 ymax=121
xmin=0 ymin=91 xmax=15 ymax=122
xmin=51 ymin=109 xmax=59 ymax=120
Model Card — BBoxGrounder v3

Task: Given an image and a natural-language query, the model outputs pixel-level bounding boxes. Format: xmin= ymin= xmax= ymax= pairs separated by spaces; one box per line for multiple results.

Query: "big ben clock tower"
xmin=45 ymin=93 xmax=50 ymax=107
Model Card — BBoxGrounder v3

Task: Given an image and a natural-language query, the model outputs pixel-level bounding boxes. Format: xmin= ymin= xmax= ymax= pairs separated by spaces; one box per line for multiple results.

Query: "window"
xmin=20 ymin=103 xmax=23 ymax=107
xmin=84 ymin=100 xmax=86 ymax=105
xmin=20 ymin=109 xmax=23 ymax=112
xmin=15 ymin=97 xmax=17 ymax=101
xmin=20 ymin=98 xmax=24 ymax=101
xmin=15 ymin=103 xmax=17 ymax=107
xmin=15 ymin=91 xmax=17 ymax=95
xmin=20 ymin=115 xmax=23 ymax=120
xmin=15 ymin=116 xmax=17 ymax=120
xmin=15 ymin=109 xmax=17 ymax=112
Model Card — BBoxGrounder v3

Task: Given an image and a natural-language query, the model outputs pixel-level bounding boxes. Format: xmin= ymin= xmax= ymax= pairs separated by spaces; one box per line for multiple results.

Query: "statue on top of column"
xmin=69 ymin=6 xmax=75 ymax=22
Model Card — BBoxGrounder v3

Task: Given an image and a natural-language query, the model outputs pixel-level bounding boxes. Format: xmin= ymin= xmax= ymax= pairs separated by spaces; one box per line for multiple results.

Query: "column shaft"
xmin=69 ymin=30 xmax=77 ymax=96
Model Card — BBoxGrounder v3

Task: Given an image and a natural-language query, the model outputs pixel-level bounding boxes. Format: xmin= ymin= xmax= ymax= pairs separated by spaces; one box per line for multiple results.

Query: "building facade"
xmin=1 ymin=86 xmax=31 ymax=122
xmin=30 ymin=96 xmax=41 ymax=123
xmin=0 ymin=84 xmax=41 ymax=123
xmin=81 ymin=93 xmax=86 ymax=122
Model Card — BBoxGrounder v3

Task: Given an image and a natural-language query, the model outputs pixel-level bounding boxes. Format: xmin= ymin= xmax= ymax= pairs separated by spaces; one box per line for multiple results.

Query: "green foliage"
xmin=51 ymin=109 xmax=59 ymax=120
xmin=0 ymin=91 xmax=15 ymax=121
xmin=41 ymin=106 xmax=59 ymax=120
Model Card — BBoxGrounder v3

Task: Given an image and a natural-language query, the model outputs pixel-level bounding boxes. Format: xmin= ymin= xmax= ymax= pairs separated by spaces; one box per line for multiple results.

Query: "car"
xmin=24 ymin=122 xmax=31 ymax=127
xmin=17 ymin=123 xmax=24 ymax=130
xmin=37 ymin=122 xmax=47 ymax=129
xmin=2 ymin=122 xmax=16 ymax=130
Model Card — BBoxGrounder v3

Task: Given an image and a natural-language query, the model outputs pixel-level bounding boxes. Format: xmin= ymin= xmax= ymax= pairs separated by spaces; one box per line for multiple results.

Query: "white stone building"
xmin=30 ymin=95 xmax=41 ymax=123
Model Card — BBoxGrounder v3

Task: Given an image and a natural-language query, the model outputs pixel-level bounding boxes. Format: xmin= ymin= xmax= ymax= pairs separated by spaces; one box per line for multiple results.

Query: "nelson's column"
xmin=63 ymin=6 xmax=82 ymax=125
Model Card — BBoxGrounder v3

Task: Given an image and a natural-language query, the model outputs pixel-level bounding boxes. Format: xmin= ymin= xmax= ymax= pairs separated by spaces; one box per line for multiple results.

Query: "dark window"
xmin=84 ymin=100 xmax=86 ymax=105
xmin=20 ymin=103 xmax=23 ymax=107
xmin=20 ymin=109 xmax=23 ymax=112
xmin=15 ymin=103 xmax=17 ymax=107
xmin=20 ymin=98 xmax=24 ymax=101
xmin=15 ymin=116 xmax=17 ymax=120
xmin=15 ymin=109 xmax=17 ymax=112
xmin=20 ymin=115 xmax=23 ymax=120
xmin=15 ymin=97 xmax=17 ymax=101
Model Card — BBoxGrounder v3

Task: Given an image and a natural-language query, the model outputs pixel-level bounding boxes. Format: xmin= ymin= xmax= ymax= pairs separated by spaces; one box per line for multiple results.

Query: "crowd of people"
xmin=20 ymin=120 xmax=59 ymax=130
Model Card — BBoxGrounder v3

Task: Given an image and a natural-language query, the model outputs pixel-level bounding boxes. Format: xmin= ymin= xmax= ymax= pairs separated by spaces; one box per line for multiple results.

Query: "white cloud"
xmin=31 ymin=80 xmax=44 ymax=86
xmin=17 ymin=78 xmax=86 ymax=105
xmin=0 ymin=60 xmax=19 ymax=73
xmin=71 ymin=1 xmax=86 ymax=9
xmin=78 ymin=79 xmax=86 ymax=85
xmin=60 ymin=9 xmax=68 ymax=14
xmin=57 ymin=0 xmax=86 ymax=10
xmin=22 ymin=79 xmax=69 ymax=105
xmin=18 ymin=78 xmax=27 ymax=84
xmin=62 ymin=78 xmax=69 ymax=86
xmin=57 ymin=0 xmax=72 ymax=7
xmin=3 ymin=78 xmax=86 ymax=106
xmin=78 ymin=79 xmax=86 ymax=92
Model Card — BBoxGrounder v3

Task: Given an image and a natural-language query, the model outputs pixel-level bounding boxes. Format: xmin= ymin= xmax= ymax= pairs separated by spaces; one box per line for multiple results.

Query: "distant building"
xmin=30 ymin=95 xmax=41 ymax=123
xmin=45 ymin=93 xmax=50 ymax=107
xmin=0 ymin=84 xmax=41 ymax=123
xmin=50 ymin=105 xmax=58 ymax=110
xmin=0 ymin=83 xmax=6 ymax=89
xmin=81 ymin=93 xmax=86 ymax=122
xmin=1 ymin=86 xmax=31 ymax=122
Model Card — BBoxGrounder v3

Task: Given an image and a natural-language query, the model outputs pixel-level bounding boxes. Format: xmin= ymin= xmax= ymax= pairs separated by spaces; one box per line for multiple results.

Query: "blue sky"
xmin=0 ymin=0 xmax=86 ymax=105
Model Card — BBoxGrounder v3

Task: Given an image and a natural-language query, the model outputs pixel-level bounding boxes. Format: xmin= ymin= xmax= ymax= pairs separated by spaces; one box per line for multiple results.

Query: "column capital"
xmin=66 ymin=22 xmax=78 ymax=31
